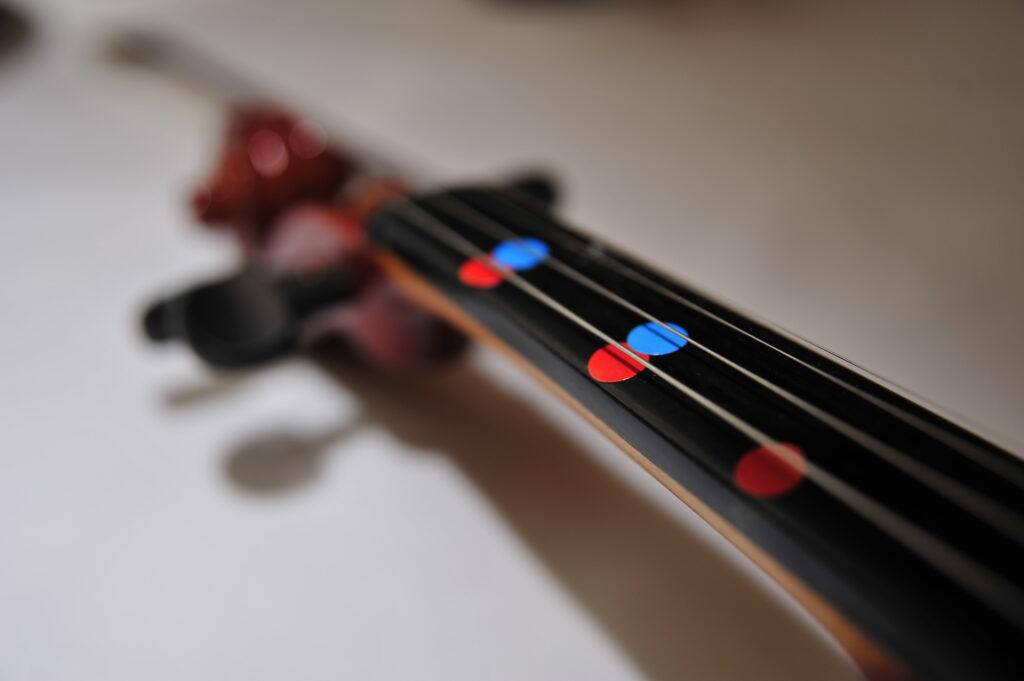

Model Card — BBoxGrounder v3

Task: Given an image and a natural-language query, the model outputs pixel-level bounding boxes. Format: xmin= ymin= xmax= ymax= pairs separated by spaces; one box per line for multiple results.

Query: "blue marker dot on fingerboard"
xmin=491 ymin=238 xmax=550 ymax=271
xmin=626 ymin=322 xmax=689 ymax=356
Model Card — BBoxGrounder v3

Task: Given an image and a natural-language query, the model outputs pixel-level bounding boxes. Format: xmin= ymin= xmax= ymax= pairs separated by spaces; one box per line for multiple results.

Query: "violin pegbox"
xmin=142 ymin=107 xmax=465 ymax=372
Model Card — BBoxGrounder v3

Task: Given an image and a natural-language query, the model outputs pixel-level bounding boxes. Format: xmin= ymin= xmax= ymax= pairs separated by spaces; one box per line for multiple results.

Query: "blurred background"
xmin=1 ymin=1 xmax=1022 ymax=679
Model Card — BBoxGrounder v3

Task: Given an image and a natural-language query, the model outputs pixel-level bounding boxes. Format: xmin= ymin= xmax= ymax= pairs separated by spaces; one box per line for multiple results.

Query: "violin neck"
xmin=369 ymin=185 xmax=1024 ymax=681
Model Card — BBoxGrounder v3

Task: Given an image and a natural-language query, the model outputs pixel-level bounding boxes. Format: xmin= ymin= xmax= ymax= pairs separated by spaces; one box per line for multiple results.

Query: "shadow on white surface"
xmin=162 ymin=345 xmax=857 ymax=681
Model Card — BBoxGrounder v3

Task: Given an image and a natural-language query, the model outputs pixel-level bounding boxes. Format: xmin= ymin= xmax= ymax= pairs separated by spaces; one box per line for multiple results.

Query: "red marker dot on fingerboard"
xmin=458 ymin=256 xmax=506 ymax=288
xmin=588 ymin=344 xmax=649 ymax=383
xmin=734 ymin=443 xmax=806 ymax=498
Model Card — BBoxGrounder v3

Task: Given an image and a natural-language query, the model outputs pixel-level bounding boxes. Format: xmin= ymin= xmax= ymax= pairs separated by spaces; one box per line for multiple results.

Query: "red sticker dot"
xmin=459 ymin=257 xmax=506 ymax=288
xmin=734 ymin=443 xmax=806 ymax=499
xmin=588 ymin=343 xmax=649 ymax=383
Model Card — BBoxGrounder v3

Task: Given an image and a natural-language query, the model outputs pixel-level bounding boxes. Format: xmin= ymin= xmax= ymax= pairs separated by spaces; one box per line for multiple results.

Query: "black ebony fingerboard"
xmin=369 ymin=185 xmax=1024 ymax=681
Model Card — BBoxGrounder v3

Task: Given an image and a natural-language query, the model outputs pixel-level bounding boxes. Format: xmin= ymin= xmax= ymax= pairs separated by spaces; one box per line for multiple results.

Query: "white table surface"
xmin=1 ymin=1 xmax=1021 ymax=679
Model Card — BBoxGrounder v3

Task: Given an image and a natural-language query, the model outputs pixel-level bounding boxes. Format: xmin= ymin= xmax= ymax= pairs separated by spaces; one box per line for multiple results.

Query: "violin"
xmin=126 ymin=32 xmax=1024 ymax=681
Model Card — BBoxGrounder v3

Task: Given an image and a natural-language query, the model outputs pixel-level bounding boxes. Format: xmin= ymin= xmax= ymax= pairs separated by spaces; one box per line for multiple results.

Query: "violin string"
xmin=487 ymin=190 xmax=1024 ymax=492
xmin=393 ymin=199 xmax=1024 ymax=631
xmin=432 ymin=194 xmax=1024 ymax=546
xmin=772 ymin=333 xmax=1024 ymax=455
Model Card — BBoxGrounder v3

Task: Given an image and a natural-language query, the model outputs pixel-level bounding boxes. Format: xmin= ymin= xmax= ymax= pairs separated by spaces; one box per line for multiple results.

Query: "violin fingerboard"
xmin=370 ymin=185 xmax=1024 ymax=681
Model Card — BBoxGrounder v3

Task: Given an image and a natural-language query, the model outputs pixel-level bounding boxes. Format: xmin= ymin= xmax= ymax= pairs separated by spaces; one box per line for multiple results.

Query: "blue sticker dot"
xmin=626 ymin=322 xmax=689 ymax=356
xmin=491 ymin=238 xmax=550 ymax=271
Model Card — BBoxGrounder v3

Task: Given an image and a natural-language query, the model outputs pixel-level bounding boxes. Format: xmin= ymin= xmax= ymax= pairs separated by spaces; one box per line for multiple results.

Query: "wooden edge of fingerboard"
xmin=376 ymin=251 xmax=915 ymax=681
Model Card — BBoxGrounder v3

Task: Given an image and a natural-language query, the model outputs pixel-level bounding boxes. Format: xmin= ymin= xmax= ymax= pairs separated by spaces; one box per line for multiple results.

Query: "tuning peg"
xmin=505 ymin=171 xmax=560 ymax=209
xmin=142 ymin=267 xmax=357 ymax=369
